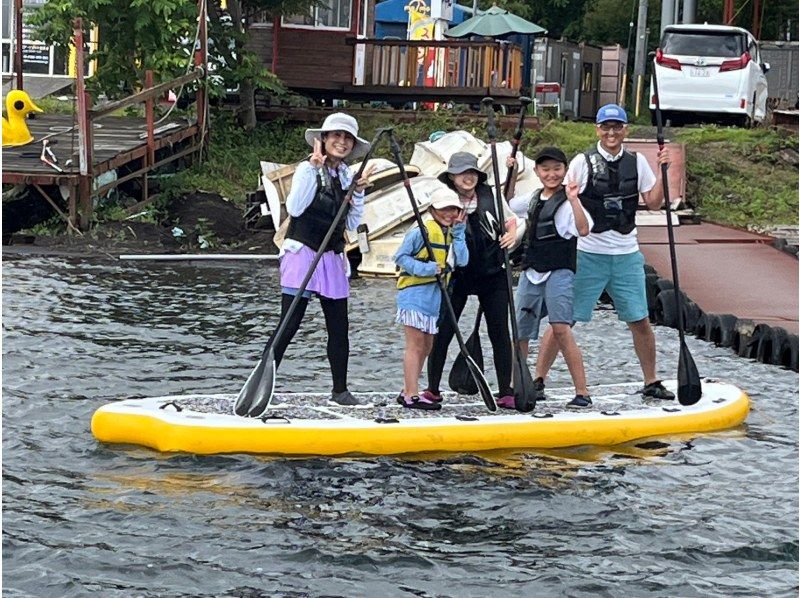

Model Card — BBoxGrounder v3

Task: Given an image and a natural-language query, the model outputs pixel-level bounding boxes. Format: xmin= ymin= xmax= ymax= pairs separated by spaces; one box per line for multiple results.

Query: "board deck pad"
xmin=151 ymin=383 xmax=687 ymax=419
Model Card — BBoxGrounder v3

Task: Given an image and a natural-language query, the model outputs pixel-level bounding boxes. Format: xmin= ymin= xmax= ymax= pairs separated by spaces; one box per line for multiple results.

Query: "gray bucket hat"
xmin=304 ymin=112 xmax=370 ymax=160
xmin=437 ymin=152 xmax=488 ymax=187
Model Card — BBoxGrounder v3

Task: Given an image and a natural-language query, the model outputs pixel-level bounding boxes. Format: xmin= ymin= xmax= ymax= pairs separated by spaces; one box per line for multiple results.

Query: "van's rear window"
xmin=661 ymin=32 xmax=745 ymax=57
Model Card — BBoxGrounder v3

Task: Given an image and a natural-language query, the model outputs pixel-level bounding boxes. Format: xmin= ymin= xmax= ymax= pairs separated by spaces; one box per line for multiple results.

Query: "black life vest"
xmin=521 ymin=188 xmax=577 ymax=273
xmin=579 ymin=148 xmax=639 ymax=235
xmin=459 ymin=183 xmax=505 ymax=280
xmin=286 ymin=164 xmax=349 ymax=254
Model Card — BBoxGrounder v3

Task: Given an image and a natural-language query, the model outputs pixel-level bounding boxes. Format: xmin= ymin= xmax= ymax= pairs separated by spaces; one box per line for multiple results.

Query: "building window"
xmin=283 ymin=0 xmax=352 ymax=30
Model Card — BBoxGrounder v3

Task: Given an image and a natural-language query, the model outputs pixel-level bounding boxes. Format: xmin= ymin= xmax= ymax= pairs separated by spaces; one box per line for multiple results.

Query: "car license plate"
xmin=689 ymin=67 xmax=710 ymax=77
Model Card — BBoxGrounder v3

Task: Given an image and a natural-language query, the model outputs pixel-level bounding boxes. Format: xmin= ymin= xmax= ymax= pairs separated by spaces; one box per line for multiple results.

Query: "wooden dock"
xmin=3 ymin=16 xmax=208 ymax=232
xmin=3 ymin=113 xmax=202 ymax=228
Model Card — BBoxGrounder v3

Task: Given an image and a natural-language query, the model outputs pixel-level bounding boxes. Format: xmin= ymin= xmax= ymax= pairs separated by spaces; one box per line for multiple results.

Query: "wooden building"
xmin=245 ymin=0 xmax=525 ymax=105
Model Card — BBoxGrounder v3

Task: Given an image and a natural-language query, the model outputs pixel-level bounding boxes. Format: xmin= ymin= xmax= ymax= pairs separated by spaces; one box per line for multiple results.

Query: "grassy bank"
xmin=164 ymin=112 xmax=798 ymax=230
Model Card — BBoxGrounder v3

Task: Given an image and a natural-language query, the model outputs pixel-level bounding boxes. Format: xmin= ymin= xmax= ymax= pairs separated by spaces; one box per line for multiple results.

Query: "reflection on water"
xmin=3 ymin=254 xmax=798 ymax=596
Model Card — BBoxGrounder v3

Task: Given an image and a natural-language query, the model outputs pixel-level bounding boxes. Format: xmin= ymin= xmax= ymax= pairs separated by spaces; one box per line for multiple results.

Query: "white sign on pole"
xmin=430 ymin=0 xmax=454 ymax=21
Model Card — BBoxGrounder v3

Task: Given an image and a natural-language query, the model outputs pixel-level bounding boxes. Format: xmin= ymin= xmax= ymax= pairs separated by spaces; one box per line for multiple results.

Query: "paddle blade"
xmin=448 ymin=327 xmax=484 ymax=394
xmin=234 ymin=353 xmax=276 ymax=417
xmin=466 ymin=355 xmax=496 ymax=412
xmin=677 ymin=341 xmax=702 ymax=406
xmin=512 ymin=353 xmax=538 ymax=412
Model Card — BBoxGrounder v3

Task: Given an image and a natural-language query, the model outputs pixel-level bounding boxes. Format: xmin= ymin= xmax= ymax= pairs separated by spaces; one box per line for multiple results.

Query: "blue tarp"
xmin=374 ymin=0 xmax=473 ymax=38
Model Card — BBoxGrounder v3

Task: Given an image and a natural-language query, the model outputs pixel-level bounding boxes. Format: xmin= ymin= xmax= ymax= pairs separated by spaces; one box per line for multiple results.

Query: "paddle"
xmin=503 ymin=95 xmax=533 ymax=198
xmin=387 ymin=131 xmax=497 ymax=412
xmin=449 ymin=96 xmax=530 ymax=393
xmin=482 ymin=97 xmax=538 ymax=412
xmin=448 ymin=306 xmax=484 ymax=394
xmin=235 ymin=127 xmax=391 ymax=418
xmin=651 ymin=68 xmax=702 ymax=406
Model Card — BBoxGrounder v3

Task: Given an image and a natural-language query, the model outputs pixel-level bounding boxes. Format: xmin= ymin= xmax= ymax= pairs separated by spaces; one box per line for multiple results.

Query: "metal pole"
xmin=660 ymin=0 xmax=674 ymax=36
xmin=752 ymin=0 xmax=761 ymax=39
xmin=633 ymin=0 xmax=649 ymax=81
xmin=673 ymin=0 xmax=680 ymax=27
xmin=683 ymin=0 xmax=696 ymax=23
xmin=14 ymin=0 xmax=23 ymax=90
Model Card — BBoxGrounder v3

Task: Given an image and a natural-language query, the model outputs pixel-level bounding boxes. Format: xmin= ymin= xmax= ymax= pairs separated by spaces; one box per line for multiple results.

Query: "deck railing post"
xmin=144 ymin=69 xmax=155 ymax=202
xmin=195 ymin=0 xmax=208 ymax=152
xmin=73 ymin=18 xmax=93 ymax=231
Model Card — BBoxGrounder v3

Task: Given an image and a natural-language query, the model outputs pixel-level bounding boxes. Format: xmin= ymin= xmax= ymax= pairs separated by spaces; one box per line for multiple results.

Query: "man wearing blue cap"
xmin=534 ymin=103 xmax=675 ymax=407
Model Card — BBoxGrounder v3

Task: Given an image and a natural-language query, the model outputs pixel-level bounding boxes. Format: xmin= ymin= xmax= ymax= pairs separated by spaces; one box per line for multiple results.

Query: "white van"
xmin=650 ymin=24 xmax=770 ymax=126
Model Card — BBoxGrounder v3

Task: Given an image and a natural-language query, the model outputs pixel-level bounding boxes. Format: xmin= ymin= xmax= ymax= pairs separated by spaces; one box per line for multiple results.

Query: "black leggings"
xmin=269 ymin=293 xmax=350 ymax=393
xmin=426 ymin=271 xmax=513 ymax=396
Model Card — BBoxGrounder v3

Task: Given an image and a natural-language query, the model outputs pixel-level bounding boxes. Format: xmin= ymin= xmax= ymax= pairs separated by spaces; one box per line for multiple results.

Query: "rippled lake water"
xmin=3 ymin=253 xmax=798 ymax=597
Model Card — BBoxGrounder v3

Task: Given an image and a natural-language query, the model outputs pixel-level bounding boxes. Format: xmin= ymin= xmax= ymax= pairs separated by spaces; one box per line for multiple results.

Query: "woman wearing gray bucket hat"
xmin=271 ymin=112 xmax=375 ymax=406
xmin=422 ymin=151 xmax=524 ymax=405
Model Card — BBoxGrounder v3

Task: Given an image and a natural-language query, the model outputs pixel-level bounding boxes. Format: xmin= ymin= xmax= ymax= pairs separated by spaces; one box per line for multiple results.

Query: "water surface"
xmin=3 ymin=254 xmax=797 ymax=596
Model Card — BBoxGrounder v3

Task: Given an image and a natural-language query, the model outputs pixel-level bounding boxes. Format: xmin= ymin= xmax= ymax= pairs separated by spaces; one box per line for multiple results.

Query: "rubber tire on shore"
xmin=683 ymin=301 xmax=702 ymax=333
xmin=654 ymin=292 xmax=679 ymax=328
xmin=764 ymin=327 xmax=791 ymax=366
xmin=653 ymin=290 xmax=697 ymax=331
xmin=694 ymin=312 xmax=710 ymax=340
xmin=754 ymin=324 xmax=775 ymax=364
xmin=743 ymin=324 xmax=771 ymax=360
xmin=645 ymin=273 xmax=661 ymax=321
xmin=706 ymin=314 xmax=738 ymax=347
xmin=732 ymin=319 xmax=756 ymax=357
xmin=775 ymin=333 xmax=799 ymax=372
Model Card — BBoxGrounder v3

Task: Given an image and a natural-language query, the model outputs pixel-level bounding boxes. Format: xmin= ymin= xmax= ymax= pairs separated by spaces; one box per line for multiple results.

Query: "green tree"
xmin=28 ymin=0 xmax=314 ymax=127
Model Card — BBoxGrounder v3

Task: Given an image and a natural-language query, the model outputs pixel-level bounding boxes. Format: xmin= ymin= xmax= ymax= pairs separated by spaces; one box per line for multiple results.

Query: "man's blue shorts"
xmin=572 ymin=250 xmax=648 ymax=323
xmin=514 ymin=268 xmax=575 ymax=341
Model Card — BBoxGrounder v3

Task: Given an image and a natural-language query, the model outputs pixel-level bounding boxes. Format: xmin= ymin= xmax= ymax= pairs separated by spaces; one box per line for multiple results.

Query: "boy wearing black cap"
xmin=505 ymin=147 xmax=593 ymax=409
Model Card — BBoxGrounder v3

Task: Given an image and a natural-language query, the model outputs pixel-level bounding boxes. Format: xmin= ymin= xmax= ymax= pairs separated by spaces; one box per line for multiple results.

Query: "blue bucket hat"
xmin=596 ymin=104 xmax=628 ymax=124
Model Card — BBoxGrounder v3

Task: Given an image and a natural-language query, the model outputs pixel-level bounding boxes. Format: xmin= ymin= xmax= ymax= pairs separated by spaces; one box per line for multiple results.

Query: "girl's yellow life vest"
xmin=397 ymin=218 xmax=453 ymax=289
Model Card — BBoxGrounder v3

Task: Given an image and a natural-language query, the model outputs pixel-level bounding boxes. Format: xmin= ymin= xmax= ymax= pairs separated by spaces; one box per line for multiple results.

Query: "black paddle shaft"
xmin=387 ymin=131 xmax=497 ymax=411
xmin=503 ymin=96 xmax=532 ymax=198
xmin=482 ymin=98 xmax=526 ymax=358
xmin=651 ymin=70 xmax=702 ymax=406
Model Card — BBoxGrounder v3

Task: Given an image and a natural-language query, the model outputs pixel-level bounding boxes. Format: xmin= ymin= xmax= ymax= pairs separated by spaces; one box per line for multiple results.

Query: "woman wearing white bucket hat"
xmin=271 ymin=112 xmax=376 ymax=406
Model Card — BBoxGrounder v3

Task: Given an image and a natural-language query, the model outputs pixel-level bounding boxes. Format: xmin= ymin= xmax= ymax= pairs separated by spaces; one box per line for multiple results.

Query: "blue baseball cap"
xmin=596 ymin=104 xmax=628 ymax=124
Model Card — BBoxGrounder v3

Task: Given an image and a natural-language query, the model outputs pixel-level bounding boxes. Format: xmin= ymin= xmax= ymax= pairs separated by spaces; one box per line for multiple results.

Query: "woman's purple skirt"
xmin=280 ymin=246 xmax=350 ymax=300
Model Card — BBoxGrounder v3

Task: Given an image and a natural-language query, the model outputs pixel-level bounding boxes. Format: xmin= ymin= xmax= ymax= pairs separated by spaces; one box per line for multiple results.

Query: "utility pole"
xmin=683 ymin=0 xmax=696 ymax=23
xmin=723 ymin=0 xmax=734 ymax=24
xmin=14 ymin=0 xmax=23 ymax=90
xmin=660 ymin=0 xmax=675 ymax=36
xmin=633 ymin=0 xmax=648 ymax=117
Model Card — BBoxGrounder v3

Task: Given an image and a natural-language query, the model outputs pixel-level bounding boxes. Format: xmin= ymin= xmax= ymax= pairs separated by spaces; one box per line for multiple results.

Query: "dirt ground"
xmin=4 ymin=192 xmax=277 ymax=258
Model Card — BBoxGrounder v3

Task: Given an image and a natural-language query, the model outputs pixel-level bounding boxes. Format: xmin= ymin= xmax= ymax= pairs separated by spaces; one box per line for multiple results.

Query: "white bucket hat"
xmin=304 ymin=112 xmax=370 ymax=159
xmin=430 ymin=187 xmax=462 ymax=210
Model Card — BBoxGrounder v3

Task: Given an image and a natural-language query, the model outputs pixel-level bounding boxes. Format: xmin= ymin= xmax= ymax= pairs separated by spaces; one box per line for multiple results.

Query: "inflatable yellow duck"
xmin=3 ymin=90 xmax=43 ymax=147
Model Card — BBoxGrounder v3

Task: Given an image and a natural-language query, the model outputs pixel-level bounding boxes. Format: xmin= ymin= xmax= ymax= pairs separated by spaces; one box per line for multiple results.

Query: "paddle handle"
xmin=503 ymin=96 xmax=532 ymax=198
xmin=482 ymin=97 xmax=524 ymax=346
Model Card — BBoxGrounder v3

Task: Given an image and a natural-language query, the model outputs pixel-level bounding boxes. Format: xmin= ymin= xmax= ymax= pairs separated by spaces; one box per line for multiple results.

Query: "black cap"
xmin=534 ymin=146 xmax=568 ymax=166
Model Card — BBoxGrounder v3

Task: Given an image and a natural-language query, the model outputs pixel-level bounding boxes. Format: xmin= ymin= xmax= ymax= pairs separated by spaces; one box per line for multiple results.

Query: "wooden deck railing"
xmin=350 ymin=39 xmax=523 ymax=92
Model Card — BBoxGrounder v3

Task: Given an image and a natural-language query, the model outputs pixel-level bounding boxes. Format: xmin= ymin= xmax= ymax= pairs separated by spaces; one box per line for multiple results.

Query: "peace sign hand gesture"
xmin=309 ymin=137 xmax=325 ymax=168
xmin=353 ymin=162 xmax=377 ymax=194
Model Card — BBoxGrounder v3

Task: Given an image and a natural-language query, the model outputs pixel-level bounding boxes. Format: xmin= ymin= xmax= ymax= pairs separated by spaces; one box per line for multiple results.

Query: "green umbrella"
xmin=445 ymin=5 xmax=547 ymax=37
